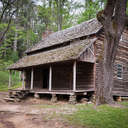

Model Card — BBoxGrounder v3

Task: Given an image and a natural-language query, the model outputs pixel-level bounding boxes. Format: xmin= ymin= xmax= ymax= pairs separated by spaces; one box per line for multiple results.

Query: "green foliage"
xmin=10 ymin=51 xmax=19 ymax=62
xmin=0 ymin=22 xmax=38 ymax=60
xmin=0 ymin=70 xmax=21 ymax=91
xmin=25 ymin=29 xmax=38 ymax=45
xmin=66 ymin=104 xmax=128 ymax=128
xmin=0 ymin=59 xmax=21 ymax=91
xmin=78 ymin=0 xmax=104 ymax=23
xmin=0 ymin=59 xmax=13 ymax=71
xmin=37 ymin=0 xmax=79 ymax=31
xmin=0 ymin=24 xmax=8 ymax=31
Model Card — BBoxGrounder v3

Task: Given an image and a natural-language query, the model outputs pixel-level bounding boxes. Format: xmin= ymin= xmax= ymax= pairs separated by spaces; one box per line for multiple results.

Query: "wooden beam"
xmin=49 ymin=66 xmax=52 ymax=91
xmin=30 ymin=68 xmax=34 ymax=90
xmin=8 ymin=70 xmax=12 ymax=88
xmin=89 ymin=47 xmax=94 ymax=56
xmin=22 ymin=70 xmax=25 ymax=90
xmin=73 ymin=61 xmax=76 ymax=91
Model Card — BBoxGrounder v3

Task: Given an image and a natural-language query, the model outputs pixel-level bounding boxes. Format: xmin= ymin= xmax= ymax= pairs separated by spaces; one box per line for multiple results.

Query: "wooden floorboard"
xmin=9 ymin=88 xmax=94 ymax=95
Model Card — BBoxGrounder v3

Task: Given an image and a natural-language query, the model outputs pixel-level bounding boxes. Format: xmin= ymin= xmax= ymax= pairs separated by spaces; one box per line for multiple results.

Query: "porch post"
xmin=22 ymin=70 xmax=25 ymax=90
xmin=30 ymin=68 xmax=34 ymax=90
xmin=49 ymin=66 xmax=52 ymax=91
xmin=73 ymin=61 xmax=76 ymax=91
xmin=8 ymin=70 xmax=12 ymax=88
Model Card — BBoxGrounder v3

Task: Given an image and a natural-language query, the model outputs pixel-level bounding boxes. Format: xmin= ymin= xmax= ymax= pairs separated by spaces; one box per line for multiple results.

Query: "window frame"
xmin=116 ymin=64 xmax=123 ymax=79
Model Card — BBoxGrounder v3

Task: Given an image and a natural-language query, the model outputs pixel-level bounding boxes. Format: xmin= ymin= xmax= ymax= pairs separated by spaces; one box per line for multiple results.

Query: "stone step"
xmin=4 ymin=97 xmax=15 ymax=102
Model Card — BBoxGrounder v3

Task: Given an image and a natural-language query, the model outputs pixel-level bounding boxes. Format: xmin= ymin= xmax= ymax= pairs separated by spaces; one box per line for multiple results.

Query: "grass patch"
xmin=66 ymin=103 xmax=128 ymax=128
xmin=120 ymin=101 xmax=128 ymax=107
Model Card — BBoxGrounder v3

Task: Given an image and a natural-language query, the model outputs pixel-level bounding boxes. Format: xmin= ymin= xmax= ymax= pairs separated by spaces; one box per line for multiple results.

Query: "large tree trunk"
xmin=96 ymin=0 xmax=127 ymax=105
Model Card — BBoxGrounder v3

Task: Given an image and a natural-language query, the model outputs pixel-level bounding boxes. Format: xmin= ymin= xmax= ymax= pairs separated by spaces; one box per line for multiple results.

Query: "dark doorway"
xmin=43 ymin=68 xmax=49 ymax=89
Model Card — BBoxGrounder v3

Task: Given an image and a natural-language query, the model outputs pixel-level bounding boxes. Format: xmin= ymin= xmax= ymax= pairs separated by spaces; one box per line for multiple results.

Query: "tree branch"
xmin=0 ymin=0 xmax=10 ymax=22
xmin=0 ymin=9 xmax=17 ymax=45
xmin=0 ymin=0 xmax=17 ymax=23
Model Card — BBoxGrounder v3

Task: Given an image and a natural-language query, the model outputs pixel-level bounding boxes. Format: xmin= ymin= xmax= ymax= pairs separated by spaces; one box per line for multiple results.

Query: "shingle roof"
xmin=8 ymin=38 xmax=97 ymax=70
xmin=26 ymin=18 xmax=101 ymax=53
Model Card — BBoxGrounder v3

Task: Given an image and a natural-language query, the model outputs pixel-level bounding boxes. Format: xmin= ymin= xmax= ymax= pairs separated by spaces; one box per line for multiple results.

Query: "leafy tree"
xmin=0 ymin=0 xmax=39 ymax=61
xmin=78 ymin=0 xmax=105 ymax=23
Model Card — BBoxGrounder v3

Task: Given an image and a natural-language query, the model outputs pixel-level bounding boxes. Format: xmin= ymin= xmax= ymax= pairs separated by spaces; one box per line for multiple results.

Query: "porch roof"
xmin=8 ymin=38 xmax=97 ymax=70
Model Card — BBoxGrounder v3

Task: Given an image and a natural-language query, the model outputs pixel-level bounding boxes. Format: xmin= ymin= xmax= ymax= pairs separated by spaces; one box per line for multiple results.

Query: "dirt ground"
xmin=0 ymin=92 xmax=83 ymax=128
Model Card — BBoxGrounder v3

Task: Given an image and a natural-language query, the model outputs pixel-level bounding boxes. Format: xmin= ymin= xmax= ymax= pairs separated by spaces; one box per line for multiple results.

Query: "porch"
xmin=9 ymin=61 xmax=95 ymax=96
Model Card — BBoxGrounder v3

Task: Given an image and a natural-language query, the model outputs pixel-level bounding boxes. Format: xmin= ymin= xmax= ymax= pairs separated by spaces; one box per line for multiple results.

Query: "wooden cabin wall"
xmin=33 ymin=68 xmax=44 ymax=89
xmin=95 ymin=33 xmax=104 ymax=94
xmin=76 ymin=62 xmax=94 ymax=90
xmin=25 ymin=70 xmax=31 ymax=89
xmin=52 ymin=63 xmax=73 ymax=90
xmin=25 ymin=67 xmax=50 ymax=90
xmin=79 ymin=44 xmax=95 ymax=63
xmin=95 ymin=29 xmax=128 ymax=96
xmin=113 ymin=30 xmax=128 ymax=96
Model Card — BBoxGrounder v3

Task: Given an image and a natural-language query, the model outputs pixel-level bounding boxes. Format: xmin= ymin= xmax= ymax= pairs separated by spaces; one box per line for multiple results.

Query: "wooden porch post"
xmin=49 ymin=66 xmax=52 ymax=91
xmin=30 ymin=68 xmax=34 ymax=90
xmin=73 ymin=61 xmax=76 ymax=91
xmin=22 ymin=70 xmax=25 ymax=90
xmin=8 ymin=70 xmax=12 ymax=88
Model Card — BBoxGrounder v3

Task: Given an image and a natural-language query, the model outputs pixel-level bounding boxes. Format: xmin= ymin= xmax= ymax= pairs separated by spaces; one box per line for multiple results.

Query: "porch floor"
xmin=10 ymin=88 xmax=94 ymax=95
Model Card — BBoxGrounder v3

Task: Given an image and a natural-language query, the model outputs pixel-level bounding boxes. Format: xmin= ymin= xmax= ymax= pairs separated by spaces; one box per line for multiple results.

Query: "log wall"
xmin=25 ymin=67 xmax=48 ymax=90
xmin=76 ymin=62 xmax=94 ymax=90
xmin=52 ymin=63 xmax=73 ymax=90
xmin=95 ymin=29 xmax=128 ymax=96
xmin=25 ymin=70 xmax=31 ymax=89
xmin=33 ymin=68 xmax=44 ymax=89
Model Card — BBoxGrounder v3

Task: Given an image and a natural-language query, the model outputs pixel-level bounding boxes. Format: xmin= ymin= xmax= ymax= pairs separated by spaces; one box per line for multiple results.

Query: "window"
xmin=120 ymin=34 xmax=128 ymax=42
xmin=120 ymin=35 xmax=123 ymax=41
xmin=117 ymin=64 xmax=123 ymax=79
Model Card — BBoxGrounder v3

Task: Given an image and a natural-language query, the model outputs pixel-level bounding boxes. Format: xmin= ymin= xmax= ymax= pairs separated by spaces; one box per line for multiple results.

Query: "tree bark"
xmin=13 ymin=11 xmax=18 ymax=52
xmin=96 ymin=0 xmax=127 ymax=105
xmin=56 ymin=0 xmax=63 ymax=31
xmin=13 ymin=26 xmax=18 ymax=52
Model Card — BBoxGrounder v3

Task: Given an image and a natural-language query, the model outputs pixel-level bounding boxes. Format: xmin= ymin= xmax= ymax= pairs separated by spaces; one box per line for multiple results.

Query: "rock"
xmin=4 ymin=97 xmax=15 ymax=102
xmin=87 ymin=101 xmax=92 ymax=104
xmin=69 ymin=94 xmax=77 ymax=104
xmin=89 ymin=94 xmax=96 ymax=103
xmin=34 ymin=93 xmax=40 ymax=99
xmin=15 ymin=98 xmax=21 ymax=102
xmin=80 ymin=98 xmax=88 ymax=103
xmin=51 ymin=94 xmax=57 ymax=103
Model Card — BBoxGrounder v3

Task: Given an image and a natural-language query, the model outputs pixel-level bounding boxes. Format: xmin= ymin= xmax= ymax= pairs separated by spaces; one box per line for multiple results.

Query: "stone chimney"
xmin=42 ymin=30 xmax=53 ymax=39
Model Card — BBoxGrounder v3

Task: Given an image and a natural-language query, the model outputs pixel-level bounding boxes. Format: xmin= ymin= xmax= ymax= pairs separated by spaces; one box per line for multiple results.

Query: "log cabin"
xmin=8 ymin=18 xmax=128 ymax=103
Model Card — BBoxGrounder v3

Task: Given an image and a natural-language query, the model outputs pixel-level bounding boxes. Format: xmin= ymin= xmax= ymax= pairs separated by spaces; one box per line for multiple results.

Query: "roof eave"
xmin=8 ymin=59 xmax=77 ymax=70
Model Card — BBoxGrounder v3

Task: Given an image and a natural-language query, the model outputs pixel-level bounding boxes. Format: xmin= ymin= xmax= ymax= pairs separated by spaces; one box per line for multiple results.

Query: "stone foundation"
xmin=69 ymin=94 xmax=77 ymax=104
xmin=51 ymin=94 xmax=57 ymax=103
xmin=34 ymin=93 xmax=40 ymax=99
xmin=90 ymin=94 xmax=96 ymax=103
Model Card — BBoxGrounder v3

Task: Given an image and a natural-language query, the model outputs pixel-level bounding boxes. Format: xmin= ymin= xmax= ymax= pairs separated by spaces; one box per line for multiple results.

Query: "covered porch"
xmin=9 ymin=61 xmax=95 ymax=94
